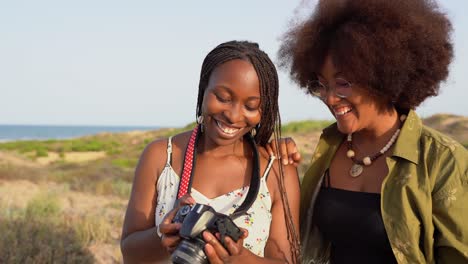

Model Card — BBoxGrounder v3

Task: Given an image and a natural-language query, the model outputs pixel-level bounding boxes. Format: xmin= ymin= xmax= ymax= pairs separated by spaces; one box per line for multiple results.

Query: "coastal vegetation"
xmin=0 ymin=114 xmax=466 ymax=263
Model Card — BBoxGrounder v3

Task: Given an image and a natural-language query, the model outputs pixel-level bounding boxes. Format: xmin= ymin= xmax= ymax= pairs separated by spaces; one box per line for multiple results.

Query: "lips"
xmin=334 ymin=106 xmax=353 ymax=116
xmin=215 ymin=120 xmax=241 ymax=135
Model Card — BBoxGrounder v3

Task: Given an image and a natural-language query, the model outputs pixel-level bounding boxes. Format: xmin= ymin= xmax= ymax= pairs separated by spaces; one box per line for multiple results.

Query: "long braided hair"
xmin=196 ymin=40 xmax=300 ymax=263
xmin=196 ymin=40 xmax=277 ymax=147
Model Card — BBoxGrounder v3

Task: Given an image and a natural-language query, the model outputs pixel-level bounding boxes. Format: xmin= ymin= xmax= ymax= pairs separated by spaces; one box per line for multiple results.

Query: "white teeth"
xmin=216 ymin=121 xmax=240 ymax=134
xmin=335 ymin=107 xmax=352 ymax=116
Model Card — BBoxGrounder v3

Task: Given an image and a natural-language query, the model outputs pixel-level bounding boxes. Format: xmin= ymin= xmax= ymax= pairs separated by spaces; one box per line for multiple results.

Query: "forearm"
xmin=121 ymin=226 xmax=170 ymax=263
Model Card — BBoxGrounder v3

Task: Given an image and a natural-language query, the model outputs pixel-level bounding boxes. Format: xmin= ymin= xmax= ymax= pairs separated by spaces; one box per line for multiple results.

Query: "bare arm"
xmin=263 ymin=161 xmax=300 ymax=263
xmin=120 ymin=139 xmax=179 ymax=263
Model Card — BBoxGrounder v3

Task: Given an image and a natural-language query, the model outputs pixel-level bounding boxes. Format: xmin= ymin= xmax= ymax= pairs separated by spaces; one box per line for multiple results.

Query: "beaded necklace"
xmin=346 ymin=115 xmax=406 ymax=177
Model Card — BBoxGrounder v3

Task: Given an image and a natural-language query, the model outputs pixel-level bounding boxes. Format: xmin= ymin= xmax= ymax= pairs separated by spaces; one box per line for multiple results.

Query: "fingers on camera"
xmin=159 ymin=222 xmax=180 ymax=235
xmin=162 ymin=234 xmax=181 ymax=250
xmin=237 ymin=228 xmax=248 ymax=238
xmin=203 ymin=232 xmax=229 ymax=258
xmin=175 ymin=194 xmax=195 ymax=208
xmin=224 ymin=237 xmax=240 ymax=255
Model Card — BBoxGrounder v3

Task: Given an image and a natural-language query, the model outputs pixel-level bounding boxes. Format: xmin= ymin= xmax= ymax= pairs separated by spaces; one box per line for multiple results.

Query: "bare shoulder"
xmin=272 ymin=162 xmax=300 ymax=191
xmin=258 ymin=145 xmax=298 ymax=177
xmin=257 ymin=146 xmax=299 ymax=198
xmin=137 ymin=131 xmax=192 ymax=181
xmin=257 ymin=145 xmax=279 ymax=178
xmin=257 ymin=145 xmax=273 ymax=163
xmin=122 ymin=132 xmax=192 ymax=240
xmin=167 ymin=131 xmax=192 ymax=156
xmin=137 ymin=137 xmax=169 ymax=177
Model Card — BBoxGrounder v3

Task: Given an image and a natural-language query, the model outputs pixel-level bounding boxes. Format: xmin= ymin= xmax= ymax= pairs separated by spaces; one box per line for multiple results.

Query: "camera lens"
xmin=171 ymin=239 xmax=207 ymax=264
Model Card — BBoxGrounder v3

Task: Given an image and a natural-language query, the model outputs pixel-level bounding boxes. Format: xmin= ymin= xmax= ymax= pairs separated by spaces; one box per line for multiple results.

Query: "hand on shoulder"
xmin=265 ymin=137 xmax=302 ymax=167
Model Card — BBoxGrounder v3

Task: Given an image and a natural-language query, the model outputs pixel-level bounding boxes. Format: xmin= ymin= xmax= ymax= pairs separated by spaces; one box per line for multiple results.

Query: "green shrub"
xmin=0 ymin=137 xmax=123 ymax=156
xmin=112 ymin=158 xmax=137 ymax=169
xmin=70 ymin=140 xmax=104 ymax=152
xmin=35 ymin=148 xmax=48 ymax=157
xmin=0 ymin=192 xmax=94 ymax=263
xmin=282 ymin=120 xmax=333 ymax=134
xmin=25 ymin=193 xmax=61 ymax=219
xmin=0 ymin=217 xmax=94 ymax=263
xmin=73 ymin=214 xmax=113 ymax=245
xmin=106 ymin=147 xmax=122 ymax=155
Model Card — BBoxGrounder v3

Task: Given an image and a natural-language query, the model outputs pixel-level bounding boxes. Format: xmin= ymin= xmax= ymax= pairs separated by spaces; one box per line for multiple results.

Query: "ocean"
xmin=0 ymin=125 xmax=160 ymax=142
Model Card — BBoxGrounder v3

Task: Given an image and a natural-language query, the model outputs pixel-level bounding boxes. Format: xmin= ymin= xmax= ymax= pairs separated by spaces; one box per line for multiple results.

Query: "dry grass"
xmin=0 ymin=180 xmax=126 ymax=264
xmin=0 ymin=114 xmax=465 ymax=262
xmin=0 ymin=151 xmax=39 ymax=168
xmin=36 ymin=151 xmax=107 ymax=165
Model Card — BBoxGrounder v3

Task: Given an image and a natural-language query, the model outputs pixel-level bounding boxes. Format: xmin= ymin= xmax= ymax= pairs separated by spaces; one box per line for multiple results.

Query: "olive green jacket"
xmin=300 ymin=110 xmax=468 ymax=264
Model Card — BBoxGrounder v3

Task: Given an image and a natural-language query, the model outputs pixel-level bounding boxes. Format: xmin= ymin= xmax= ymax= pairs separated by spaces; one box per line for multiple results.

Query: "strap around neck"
xmin=176 ymin=125 xmax=260 ymax=219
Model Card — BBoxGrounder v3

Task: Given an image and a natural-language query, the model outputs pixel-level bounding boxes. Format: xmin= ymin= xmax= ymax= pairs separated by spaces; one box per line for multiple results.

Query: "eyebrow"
xmin=246 ymin=96 xmax=261 ymax=101
xmin=215 ymin=85 xmax=261 ymax=101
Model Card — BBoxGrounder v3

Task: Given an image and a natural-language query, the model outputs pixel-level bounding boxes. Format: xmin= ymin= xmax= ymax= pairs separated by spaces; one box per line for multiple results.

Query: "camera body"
xmin=171 ymin=203 xmax=243 ymax=264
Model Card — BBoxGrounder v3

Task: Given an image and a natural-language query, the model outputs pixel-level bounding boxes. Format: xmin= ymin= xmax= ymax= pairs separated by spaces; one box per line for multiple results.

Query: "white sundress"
xmin=155 ymin=136 xmax=274 ymax=257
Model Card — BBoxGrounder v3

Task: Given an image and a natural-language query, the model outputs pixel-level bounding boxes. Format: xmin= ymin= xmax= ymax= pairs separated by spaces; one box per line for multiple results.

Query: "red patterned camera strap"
xmin=177 ymin=125 xmax=199 ymax=199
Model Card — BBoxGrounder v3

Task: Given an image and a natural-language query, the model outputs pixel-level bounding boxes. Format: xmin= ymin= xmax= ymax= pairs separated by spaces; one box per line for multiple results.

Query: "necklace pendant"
xmin=350 ymin=164 xmax=363 ymax=177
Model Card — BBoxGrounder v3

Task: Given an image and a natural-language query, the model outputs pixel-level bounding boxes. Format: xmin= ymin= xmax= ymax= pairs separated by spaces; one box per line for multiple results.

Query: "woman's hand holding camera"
xmin=203 ymin=229 xmax=255 ymax=263
xmin=159 ymin=194 xmax=195 ymax=253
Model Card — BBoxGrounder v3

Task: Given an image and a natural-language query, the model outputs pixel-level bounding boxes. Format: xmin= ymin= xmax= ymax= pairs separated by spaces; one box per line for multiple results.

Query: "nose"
xmin=323 ymin=90 xmax=342 ymax=105
xmin=224 ymin=103 xmax=243 ymax=124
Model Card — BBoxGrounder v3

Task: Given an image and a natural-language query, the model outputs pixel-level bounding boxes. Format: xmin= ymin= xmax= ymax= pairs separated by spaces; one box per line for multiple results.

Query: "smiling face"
xmin=318 ymin=55 xmax=386 ymax=135
xmin=201 ymin=59 xmax=261 ymax=146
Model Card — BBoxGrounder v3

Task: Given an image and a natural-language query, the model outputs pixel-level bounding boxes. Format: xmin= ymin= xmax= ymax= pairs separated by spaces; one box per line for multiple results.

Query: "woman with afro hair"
xmin=278 ymin=0 xmax=468 ymax=263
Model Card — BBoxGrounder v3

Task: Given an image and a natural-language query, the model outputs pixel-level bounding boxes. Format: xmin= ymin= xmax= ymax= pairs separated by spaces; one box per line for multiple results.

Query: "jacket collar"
xmin=392 ymin=109 xmax=421 ymax=165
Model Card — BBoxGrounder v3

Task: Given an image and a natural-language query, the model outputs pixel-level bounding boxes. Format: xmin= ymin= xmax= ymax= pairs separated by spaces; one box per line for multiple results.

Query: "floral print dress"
xmin=155 ymin=137 xmax=274 ymax=257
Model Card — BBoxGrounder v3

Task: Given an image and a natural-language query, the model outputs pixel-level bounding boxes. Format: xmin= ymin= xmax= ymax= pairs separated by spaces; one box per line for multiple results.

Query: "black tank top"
xmin=313 ymin=169 xmax=397 ymax=264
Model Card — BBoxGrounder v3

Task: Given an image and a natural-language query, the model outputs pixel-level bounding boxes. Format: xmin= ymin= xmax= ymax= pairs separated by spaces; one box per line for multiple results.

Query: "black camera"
xmin=171 ymin=203 xmax=243 ymax=264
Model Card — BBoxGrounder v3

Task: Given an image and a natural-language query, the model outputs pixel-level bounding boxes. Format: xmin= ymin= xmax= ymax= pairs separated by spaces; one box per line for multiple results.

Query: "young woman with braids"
xmin=274 ymin=0 xmax=468 ymax=263
xmin=121 ymin=40 xmax=300 ymax=263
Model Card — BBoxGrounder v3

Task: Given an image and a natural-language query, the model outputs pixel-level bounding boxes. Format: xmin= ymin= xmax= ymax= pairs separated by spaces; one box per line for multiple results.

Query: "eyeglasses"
xmin=307 ymin=77 xmax=352 ymax=100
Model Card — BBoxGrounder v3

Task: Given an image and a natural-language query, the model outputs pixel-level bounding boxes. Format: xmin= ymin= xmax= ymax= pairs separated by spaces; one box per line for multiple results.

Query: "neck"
xmin=353 ymin=108 xmax=400 ymax=145
xmin=198 ymin=133 xmax=248 ymax=158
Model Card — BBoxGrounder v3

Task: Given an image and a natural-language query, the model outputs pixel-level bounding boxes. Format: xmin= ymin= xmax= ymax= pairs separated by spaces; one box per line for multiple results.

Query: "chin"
xmin=209 ymin=132 xmax=248 ymax=146
xmin=336 ymin=122 xmax=355 ymax=135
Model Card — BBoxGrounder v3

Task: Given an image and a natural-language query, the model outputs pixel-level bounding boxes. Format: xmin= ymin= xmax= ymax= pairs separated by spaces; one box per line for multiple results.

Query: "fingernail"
xmin=283 ymin=159 xmax=288 ymax=165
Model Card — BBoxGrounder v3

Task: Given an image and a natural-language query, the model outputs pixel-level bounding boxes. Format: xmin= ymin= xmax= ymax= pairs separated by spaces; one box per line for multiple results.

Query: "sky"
xmin=1 ymin=0 xmax=467 ymax=127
